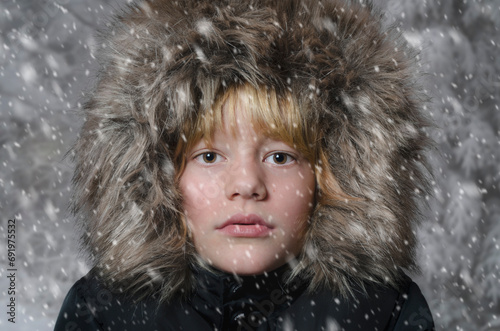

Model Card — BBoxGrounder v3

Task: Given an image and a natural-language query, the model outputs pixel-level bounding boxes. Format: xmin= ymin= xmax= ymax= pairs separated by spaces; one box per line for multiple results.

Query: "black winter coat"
xmin=55 ymin=266 xmax=434 ymax=331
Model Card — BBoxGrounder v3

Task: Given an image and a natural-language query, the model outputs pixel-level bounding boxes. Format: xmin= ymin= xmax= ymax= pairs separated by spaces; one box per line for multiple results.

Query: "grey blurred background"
xmin=0 ymin=0 xmax=499 ymax=330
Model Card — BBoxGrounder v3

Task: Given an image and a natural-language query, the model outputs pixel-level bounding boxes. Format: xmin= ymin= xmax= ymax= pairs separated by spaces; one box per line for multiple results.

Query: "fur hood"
xmin=73 ymin=0 xmax=430 ymax=302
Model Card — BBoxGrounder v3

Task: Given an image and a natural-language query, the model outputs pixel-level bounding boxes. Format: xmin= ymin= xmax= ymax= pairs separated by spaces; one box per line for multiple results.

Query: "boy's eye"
xmin=265 ymin=153 xmax=295 ymax=165
xmin=195 ymin=152 xmax=221 ymax=164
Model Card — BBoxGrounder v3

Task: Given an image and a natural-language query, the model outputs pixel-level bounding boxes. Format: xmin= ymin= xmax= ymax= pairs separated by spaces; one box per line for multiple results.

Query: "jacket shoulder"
xmin=391 ymin=280 xmax=435 ymax=330
xmin=54 ymin=274 xmax=106 ymax=331
xmin=54 ymin=273 xmax=159 ymax=331
xmin=279 ymin=276 xmax=434 ymax=331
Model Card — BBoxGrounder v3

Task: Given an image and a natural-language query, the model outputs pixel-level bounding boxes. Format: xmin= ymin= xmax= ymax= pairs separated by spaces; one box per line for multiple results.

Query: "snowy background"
xmin=0 ymin=0 xmax=499 ymax=330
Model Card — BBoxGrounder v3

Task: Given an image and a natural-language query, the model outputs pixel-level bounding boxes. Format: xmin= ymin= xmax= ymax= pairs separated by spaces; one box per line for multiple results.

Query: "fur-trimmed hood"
xmin=73 ymin=0 xmax=430 ymax=302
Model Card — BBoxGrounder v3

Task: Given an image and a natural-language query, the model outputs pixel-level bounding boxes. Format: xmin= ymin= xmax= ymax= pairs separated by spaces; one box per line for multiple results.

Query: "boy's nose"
xmin=224 ymin=161 xmax=267 ymax=201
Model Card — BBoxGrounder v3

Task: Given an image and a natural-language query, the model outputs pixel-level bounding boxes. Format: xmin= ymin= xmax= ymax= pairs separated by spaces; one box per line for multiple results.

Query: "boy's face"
xmin=179 ymin=100 xmax=316 ymax=275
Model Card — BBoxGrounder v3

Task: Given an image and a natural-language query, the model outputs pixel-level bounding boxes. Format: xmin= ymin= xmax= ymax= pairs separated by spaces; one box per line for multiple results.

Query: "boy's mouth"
xmin=216 ymin=214 xmax=274 ymax=237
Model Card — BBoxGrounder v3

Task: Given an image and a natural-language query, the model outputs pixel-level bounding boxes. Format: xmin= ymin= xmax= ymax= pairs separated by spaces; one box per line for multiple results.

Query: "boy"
xmin=56 ymin=0 xmax=434 ymax=329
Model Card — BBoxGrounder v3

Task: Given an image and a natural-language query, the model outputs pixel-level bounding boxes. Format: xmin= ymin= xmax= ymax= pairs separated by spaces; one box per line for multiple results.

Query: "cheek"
xmin=180 ymin=171 xmax=225 ymax=214
xmin=272 ymin=171 xmax=315 ymax=212
xmin=269 ymin=183 xmax=314 ymax=241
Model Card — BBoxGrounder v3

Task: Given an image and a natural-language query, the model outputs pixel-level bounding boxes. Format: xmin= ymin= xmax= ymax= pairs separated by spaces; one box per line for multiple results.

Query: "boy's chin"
xmin=205 ymin=254 xmax=297 ymax=276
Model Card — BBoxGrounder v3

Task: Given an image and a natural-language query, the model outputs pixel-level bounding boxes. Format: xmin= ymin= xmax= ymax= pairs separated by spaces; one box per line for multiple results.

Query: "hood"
xmin=72 ymin=0 xmax=431 ymax=302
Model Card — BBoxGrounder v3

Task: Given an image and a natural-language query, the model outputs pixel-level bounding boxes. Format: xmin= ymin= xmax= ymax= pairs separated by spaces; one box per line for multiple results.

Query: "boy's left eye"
xmin=194 ymin=152 xmax=223 ymax=164
xmin=265 ymin=153 xmax=295 ymax=165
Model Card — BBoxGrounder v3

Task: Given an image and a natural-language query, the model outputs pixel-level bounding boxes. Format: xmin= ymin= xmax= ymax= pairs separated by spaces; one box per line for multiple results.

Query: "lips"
xmin=217 ymin=214 xmax=274 ymax=237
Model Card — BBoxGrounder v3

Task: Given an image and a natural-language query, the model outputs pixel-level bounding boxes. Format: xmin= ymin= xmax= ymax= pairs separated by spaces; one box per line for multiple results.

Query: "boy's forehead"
xmin=221 ymin=100 xmax=258 ymax=134
xmin=209 ymin=90 xmax=278 ymax=136
xmin=203 ymin=118 xmax=278 ymax=145
xmin=201 ymin=127 xmax=282 ymax=151
xmin=186 ymin=83 xmax=311 ymax=157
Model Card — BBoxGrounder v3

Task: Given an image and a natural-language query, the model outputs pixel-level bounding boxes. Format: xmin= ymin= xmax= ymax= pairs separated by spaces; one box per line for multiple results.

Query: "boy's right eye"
xmin=194 ymin=152 xmax=222 ymax=164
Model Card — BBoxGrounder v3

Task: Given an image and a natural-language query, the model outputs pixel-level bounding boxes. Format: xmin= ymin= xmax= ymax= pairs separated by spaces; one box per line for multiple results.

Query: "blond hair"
xmin=174 ymin=83 xmax=349 ymax=207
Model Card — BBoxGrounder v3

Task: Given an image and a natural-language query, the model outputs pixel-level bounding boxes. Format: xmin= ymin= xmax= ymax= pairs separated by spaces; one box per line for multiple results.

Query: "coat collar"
xmin=189 ymin=264 xmax=308 ymax=329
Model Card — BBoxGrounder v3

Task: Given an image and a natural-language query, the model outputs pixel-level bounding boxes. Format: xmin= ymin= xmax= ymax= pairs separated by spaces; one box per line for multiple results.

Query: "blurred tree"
xmin=380 ymin=0 xmax=500 ymax=329
xmin=0 ymin=1 xmax=112 ymax=329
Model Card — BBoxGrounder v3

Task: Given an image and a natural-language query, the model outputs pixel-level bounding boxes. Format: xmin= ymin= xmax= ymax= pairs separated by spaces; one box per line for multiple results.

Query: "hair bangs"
xmin=198 ymin=84 xmax=317 ymax=162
